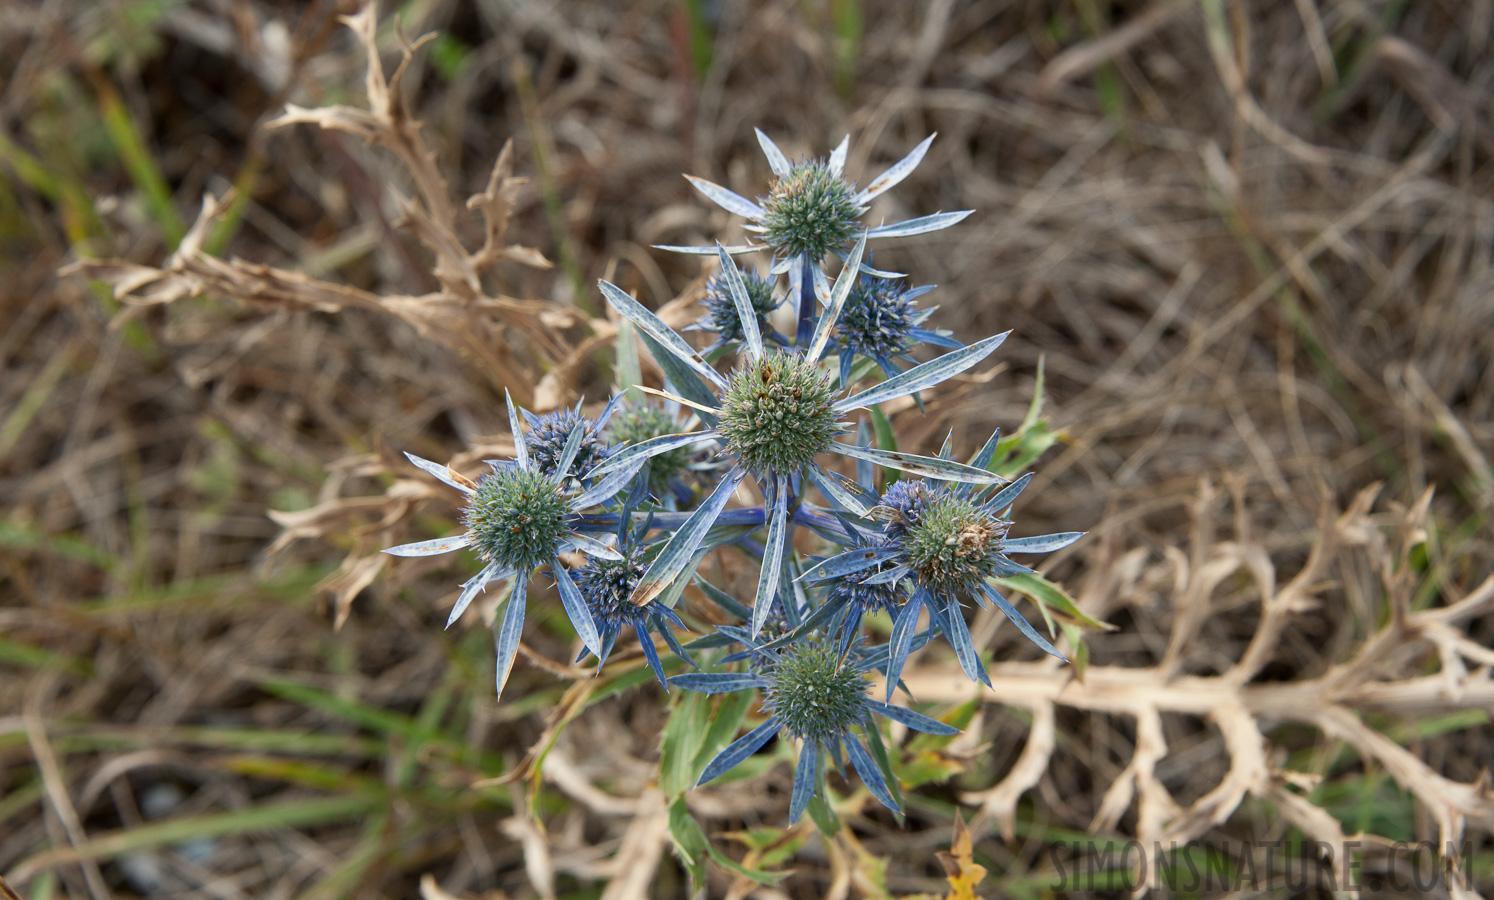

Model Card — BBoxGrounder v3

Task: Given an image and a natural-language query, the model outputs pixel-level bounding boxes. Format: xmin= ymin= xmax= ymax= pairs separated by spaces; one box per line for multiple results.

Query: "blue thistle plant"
xmin=693 ymin=267 xmax=783 ymax=355
xmin=658 ymin=131 xmax=972 ymax=345
xmin=520 ymin=398 xmax=617 ymax=485
xmin=384 ymin=391 xmax=640 ymax=698
xmin=588 ymin=238 xmax=1013 ymax=636
xmin=379 ymin=126 xmax=1088 ymax=832
xmin=802 ymin=428 xmax=1083 ymax=699
xmin=832 ymin=274 xmax=961 ymax=388
xmin=672 ymin=638 xmax=958 ymax=822
xmin=570 ymin=476 xmax=697 ymax=688
xmin=606 ymin=400 xmax=701 ymax=508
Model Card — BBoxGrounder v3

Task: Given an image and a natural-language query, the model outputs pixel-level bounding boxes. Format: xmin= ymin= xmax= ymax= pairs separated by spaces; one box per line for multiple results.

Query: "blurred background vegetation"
xmin=2 ymin=0 xmax=1492 ymax=897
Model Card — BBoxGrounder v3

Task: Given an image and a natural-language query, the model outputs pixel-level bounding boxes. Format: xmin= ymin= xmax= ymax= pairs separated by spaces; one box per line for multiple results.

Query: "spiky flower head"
xmin=608 ymin=405 xmax=694 ymax=498
xmin=762 ymin=641 xmax=869 ymax=743
xmin=717 ymin=352 xmax=840 ymax=475
xmin=526 ymin=408 xmax=611 ymax=482
xmin=759 ymin=161 xmax=861 ymax=260
xmin=892 ymin=484 xmax=1010 ymax=593
xmin=463 ymin=466 xmax=572 ymax=572
xmin=701 ymin=269 xmax=778 ymax=343
xmin=837 ymin=275 xmax=918 ymax=360
xmin=572 ymin=541 xmax=647 ymax=629
xmin=826 ymin=556 xmax=907 ymax=619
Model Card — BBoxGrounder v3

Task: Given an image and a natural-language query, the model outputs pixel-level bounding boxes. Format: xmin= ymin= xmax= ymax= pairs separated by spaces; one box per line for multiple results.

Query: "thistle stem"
xmin=794 ymin=252 xmax=816 ymax=345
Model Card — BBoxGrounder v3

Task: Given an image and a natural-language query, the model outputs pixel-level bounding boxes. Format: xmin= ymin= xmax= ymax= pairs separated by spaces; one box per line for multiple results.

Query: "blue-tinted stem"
xmin=791 ymin=506 xmax=858 ymax=540
xmin=794 ymin=252 xmax=816 ymax=345
xmin=572 ymin=507 xmax=770 ymax=530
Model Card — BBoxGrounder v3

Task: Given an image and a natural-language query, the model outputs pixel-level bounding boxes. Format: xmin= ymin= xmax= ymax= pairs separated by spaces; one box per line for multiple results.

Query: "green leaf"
xmin=806 ymin=793 xmax=841 ymax=836
xmin=690 ymin=688 xmax=754 ymax=781
xmin=989 ymin=572 xmax=1112 ymax=632
xmin=660 ymin=690 xmax=710 ymax=798
xmin=862 ymin=722 xmax=905 ymax=822
xmin=667 ymin=796 xmax=788 ymax=887
xmin=1061 ymin=622 xmax=1090 ymax=681
xmin=11 ymin=795 xmax=382 ymax=880
xmin=616 ymin=320 xmax=644 ymax=404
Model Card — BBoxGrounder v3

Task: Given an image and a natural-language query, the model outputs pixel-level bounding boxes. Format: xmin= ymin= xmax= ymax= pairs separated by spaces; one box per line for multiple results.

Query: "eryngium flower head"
xmin=608 ymin=405 xmax=693 ymax=499
xmin=759 ymin=161 xmax=861 ymax=260
xmin=901 ymin=489 xmax=1009 ymax=592
xmin=658 ymin=131 xmax=971 ymax=298
xmin=674 ymin=632 xmax=959 ymax=823
xmin=571 ymin=518 xmax=694 ymax=687
xmin=383 ymin=392 xmax=633 ymax=700
xmin=524 ymin=407 xmax=611 ymax=482
xmin=762 ymin=640 xmax=868 ymax=743
xmin=717 ymin=352 xmax=839 ymax=475
xmin=837 ymin=275 xmax=918 ymax=361
xmin=700 ymin=268 xmax=778 ymax=344
xmin=463 ymin=467 xmax=572 ymax=573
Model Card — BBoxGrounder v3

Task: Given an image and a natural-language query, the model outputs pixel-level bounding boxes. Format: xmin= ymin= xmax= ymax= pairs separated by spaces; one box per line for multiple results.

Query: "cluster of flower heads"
xmin=384 ymin=131 xmax=1082 ymax=822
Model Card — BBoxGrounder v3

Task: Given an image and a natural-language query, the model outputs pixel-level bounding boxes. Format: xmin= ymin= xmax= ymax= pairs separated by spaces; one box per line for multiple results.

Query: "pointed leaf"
xmin=588 ymin=430 xmax=715 ymax=481
xmin=636 ymin=330 xmax=722 ymax=427
xmin=447 ymin=562 xmax=507 ymax=628
xmin=552 ymin=562 xmax=601 ymax=657
xmin=654 ymin=242 xmax=763 ymax=256
xmin=631 ymin=468 xmax=746 ymax=606
xmin=789 ymin=741 xmax=819 ymax=823
xmin=828 ymin=135 xmax=849 ymax=175
xmin=505 ymin=389 xmax=530 ymax=472
xmin=885 ymin=594 xmax=922 ymax=702
xmin=969 ymin=429 xmax=1006 ymax=475
xmin=717 ymin=244 xmax=763 ymax=359
xmin=751 ymin=478 xmax=789 ymax=635
xmin=867 ymin=699 xmax=960 ymax=735
xmin=636 ymin=622 xmax=669 ymax=688
xmin=568 ymin=459 xmax=646 ymax=512
xmin=862 ymin=564 xmax=909 ymax=586
xmin=806 ymin=231 xmax=868 ymax=364
xmin=561 ymin=531 xmax=624 ymax=561
xmin=1003 ymin=532 xmax=1086 ymax=554
xmin=857 ymin=134 xmax=935 ymax=203
xmin=404 ymin=452 xmax=476 ymax=495
xmin=493 ymin=574 xmax=528 ymax=699
xmin=685 ymin=175 xmax=765 ymax=219
xmin=552 ymin=424 xmax=585 ymax=484
xmin=805 ymin=463 xmax=874 ymax=517
xmin=983 ymin=472 xmax=1034 ymax=511
xmin=599 ymin=280 xmax=729 ymax=391
xmin=845 ymin=734 xmax=900 ymax=813
xmin=670 ymin=673 xmax=768 ymax=694
xmin=755 ymin=128 xmax=790 ymax=176
xmin=977 ymin=581 xmax=1067 ymax=661
xmin=383 ymin=533 xmax=473 ymax=557
xmin=835 ymin=332 xmax=1010 ymax=413
xmin=865 ymin=210 xmax=973 ymax=239
xmin=798 ymin=545 xmax=902 ymax=583
xmin=698 ymin=717 xmax=783 ymax=786
xmin=934 ymin=595 xmax=993 ymax=687
xmin=832 ymin=443 xmax=1006 ymax=485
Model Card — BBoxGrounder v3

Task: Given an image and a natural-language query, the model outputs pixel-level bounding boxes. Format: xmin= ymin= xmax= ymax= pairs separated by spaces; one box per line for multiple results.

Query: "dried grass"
xmin=3 ymin=0 xmax=1492 ymax=897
